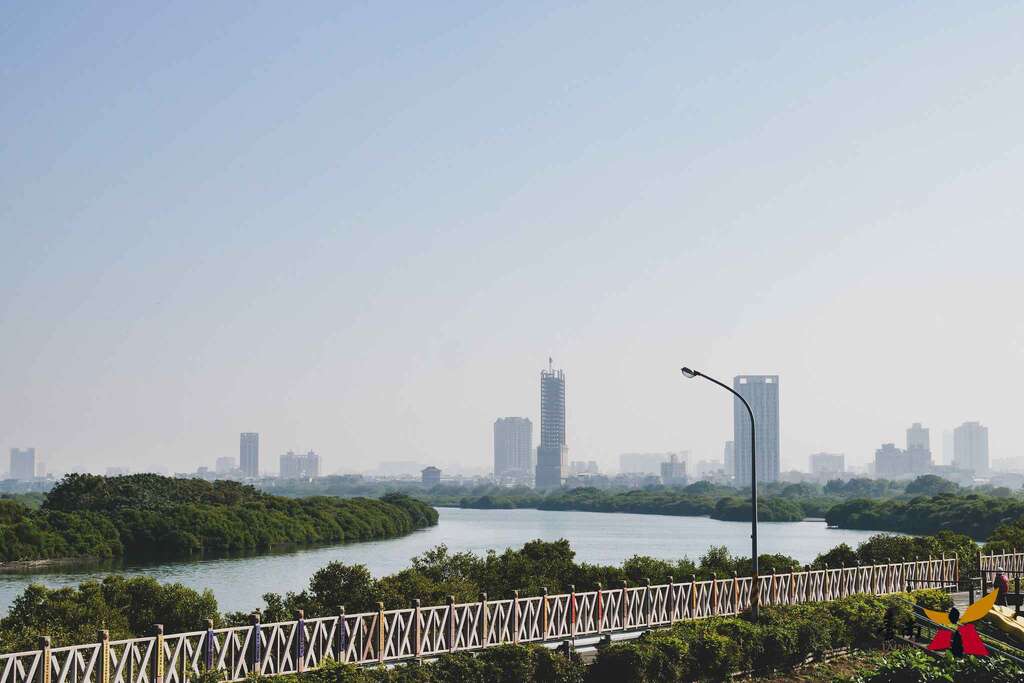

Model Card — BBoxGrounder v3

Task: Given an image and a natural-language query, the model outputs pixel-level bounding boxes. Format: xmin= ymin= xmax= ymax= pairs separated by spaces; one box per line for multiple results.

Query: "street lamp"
xmin=680 ymin=366 xmax=760 ymax=621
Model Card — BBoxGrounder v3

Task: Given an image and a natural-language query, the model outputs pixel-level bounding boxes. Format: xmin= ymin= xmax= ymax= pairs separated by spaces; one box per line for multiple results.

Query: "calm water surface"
xmin=0 ymin=508 xmax=886 ymax=613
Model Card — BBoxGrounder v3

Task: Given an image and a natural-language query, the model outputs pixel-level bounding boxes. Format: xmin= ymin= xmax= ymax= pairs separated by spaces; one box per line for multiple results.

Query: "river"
xmin=0 ymin=507 xmax=887 ymax=614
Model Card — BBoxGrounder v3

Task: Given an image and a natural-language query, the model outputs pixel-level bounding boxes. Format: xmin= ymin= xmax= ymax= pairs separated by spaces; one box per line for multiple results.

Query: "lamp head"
xmin=680 ymin=367 xmax=699 ymax=379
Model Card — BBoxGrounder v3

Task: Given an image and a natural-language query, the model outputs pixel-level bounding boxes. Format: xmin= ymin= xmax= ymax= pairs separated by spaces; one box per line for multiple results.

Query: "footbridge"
xmin=4 ymin=552 xmax=1013 ymax=683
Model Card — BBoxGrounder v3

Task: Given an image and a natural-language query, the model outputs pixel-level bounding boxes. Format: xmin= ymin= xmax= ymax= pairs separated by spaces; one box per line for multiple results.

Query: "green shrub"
xmin=587 ymin=592 xmax=936 ymax=682
xmin=851 ymin=648 xmax=1024 ymax=683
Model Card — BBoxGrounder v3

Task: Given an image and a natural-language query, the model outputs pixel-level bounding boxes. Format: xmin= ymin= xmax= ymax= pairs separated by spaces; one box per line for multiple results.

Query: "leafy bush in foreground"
xmin=586 ymin=590 xmax=948 ymax=682
xmin=850 ymin=648 xmax=1024 ymax=683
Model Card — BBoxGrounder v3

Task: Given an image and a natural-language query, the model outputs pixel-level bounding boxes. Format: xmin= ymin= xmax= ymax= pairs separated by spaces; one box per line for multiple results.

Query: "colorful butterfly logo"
xmin=924 ymin=588 xmax=998 ymax=657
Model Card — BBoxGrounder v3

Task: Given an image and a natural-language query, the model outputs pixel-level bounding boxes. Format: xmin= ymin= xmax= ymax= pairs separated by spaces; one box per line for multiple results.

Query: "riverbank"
xmin=0 ymin=507 xmax=895 ymax=614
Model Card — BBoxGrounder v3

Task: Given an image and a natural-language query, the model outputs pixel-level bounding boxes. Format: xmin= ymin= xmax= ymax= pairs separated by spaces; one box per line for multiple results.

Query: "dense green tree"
xmin=905 ymin=475 xmax=959 ymax=496
xmin=0 ymin=576 xmax=217 ymax=651
xmin=0 ymin=475 xmax=437 ymax=563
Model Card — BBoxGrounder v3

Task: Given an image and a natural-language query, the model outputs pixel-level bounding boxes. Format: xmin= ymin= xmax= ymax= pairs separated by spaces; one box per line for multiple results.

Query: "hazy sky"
xmin=3 ymin=2 xmax=1023 ymax=476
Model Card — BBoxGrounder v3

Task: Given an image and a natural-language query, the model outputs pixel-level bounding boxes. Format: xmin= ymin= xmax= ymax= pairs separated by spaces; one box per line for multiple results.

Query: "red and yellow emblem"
xmin=924 ymin=589 xmax=998 ymax=657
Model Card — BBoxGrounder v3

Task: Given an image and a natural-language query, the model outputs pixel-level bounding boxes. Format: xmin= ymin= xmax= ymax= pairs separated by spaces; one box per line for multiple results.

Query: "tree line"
xmin=0 ymin=474 xmax=437 ymax=564
xmin=436 ymin=475 xmax=1024 ymax=539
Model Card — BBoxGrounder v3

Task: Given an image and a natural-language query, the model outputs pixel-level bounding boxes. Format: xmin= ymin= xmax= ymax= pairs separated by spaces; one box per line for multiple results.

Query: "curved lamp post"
xmin=681 ymin=366 xmax=760 ymax=621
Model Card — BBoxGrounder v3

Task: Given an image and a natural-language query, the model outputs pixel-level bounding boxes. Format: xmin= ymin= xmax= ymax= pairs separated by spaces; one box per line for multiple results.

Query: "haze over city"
xmin=3 ymin=2 xmax=1024 ymax=476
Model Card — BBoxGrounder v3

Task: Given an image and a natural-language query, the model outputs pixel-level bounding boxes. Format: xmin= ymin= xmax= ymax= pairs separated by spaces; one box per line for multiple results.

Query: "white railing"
xmin=0 ymin=553 xmax=969 ymax=683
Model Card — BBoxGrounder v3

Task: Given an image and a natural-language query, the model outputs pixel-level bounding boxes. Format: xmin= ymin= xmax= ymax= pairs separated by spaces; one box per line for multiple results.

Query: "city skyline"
xmin=3 ymin=3 xmax=1023 ymax=475
xmin=2 ymin=406 xmax=1004 ymax=481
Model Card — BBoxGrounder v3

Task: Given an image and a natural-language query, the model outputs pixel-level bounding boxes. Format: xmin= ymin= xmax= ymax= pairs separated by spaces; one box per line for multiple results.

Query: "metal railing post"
xmin=690 ymin=575 xmax=697 ymax=618
xmin=541 ymin=587 xmax=549 ymax=641
xmin=98 ymin=630 xmax=110 ymax=683
xmin=204 ymin=620 xmax=214 ymax=672
xmin=513 ymin=590 xmax=520 ymax=644
xmin=413 ymin=600 xmax=422 ymax=657
xmin=479 ymin=593 xmax=488 ymax=647
xmin=620 ymin=581 xmax=628 ymax=630
xmin=979 ymin=551 xmax=986 ymax=593
xmin=337 ymin=607 xmax=348 ymax=663
xmin=37 ymin=637 xmax=51 ymax=683
xmin=644 ymin=579 xmax=652 ymax=628
xmin=249 ymin=612 xmax=261 ymax=676
xmin=295 ymin=610 xmax=305 ymax=673
xmin=711 ymin=574 xmax=718 ymax=615
xmin=447 ymin=596 xmax=456 ymax=652
xmin=151 ymin=625 xmax=164 ymax=683
xmin=568 ymin=586 xmax=576 ymax=641
xmin=596 ymin=582 xmax=603 ymax=633
xmin=378 ymin=602 xmax=387 ymax=662
xmin=667 ymin=576 xmax=675 ymax=622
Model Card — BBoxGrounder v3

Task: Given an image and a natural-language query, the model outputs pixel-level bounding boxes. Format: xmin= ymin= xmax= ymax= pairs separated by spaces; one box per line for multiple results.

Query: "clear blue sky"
xmin=2 ymin=1 xmax=1023 ymax=475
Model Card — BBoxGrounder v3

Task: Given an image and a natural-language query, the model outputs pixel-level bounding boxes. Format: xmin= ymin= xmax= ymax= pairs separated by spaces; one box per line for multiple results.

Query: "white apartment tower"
xmin=733 ymin=375 xmax=780 ymax=484
xmin=953 ymin=421 xmax=989 ymax=474
xmin=493 ymin=417 xmax=533 ymax=478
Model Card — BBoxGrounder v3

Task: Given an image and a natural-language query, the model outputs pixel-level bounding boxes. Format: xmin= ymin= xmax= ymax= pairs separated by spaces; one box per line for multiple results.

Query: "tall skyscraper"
xmin=733 ymin=375 xmax=780 ymax=484
xmin=535 ymin=360 xmax=567 ymax=490
xmin=906 ymin=423 xmax=930 ymax=451
xmin=9 ymin=448 xmax=36 ymax=481
xmin=953 ymin=421 xmax=989 ymax=474
xmin=240 ymin=432 xmax=259 ymax=478
xmin=494 ymin=417 xmax=533 ymax=478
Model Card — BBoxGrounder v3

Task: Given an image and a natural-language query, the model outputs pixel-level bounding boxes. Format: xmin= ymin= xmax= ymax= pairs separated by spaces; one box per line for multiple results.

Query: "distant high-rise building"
xmin=809 ymin=452 xmax=845 ymax=478
xmin=215 ymin=456 xmax=236 ymax=474
xmin=723 ymin=441 xmax=735 ymax=479
xmin=874 ymin=443 xmax=904 ymax=479
xmin=660 ymin=453 xmax=687 ymax=485
xmin=953 ymin=421 xmax=989 ymax=475
xmin=874 ymin=443 xmax=931 ymax=479
xmin=9 ymin=448 xmax=35 ymax=481
xmin=240 ymin=432 xmax=259 ymax=478
xmin=942 ymin=430 xmax=955 ymax=466
xmin=279 ymin=450 xmax=321 ymax=479
xmin=619 ymin=452 xmax=685 ymax=475
xmin=906 ymin=423 xmax=930 ymax=451
xmin=535 ymin=361 xmax=568 ymax=490
xmin=733 ymin=375 xmax=780 ymax=484
xmin=568 ymin=461 xmax=600 ymax=475
xmin=494 ymin=417 xmax=533 ymax=478
xmin=421 ymin=466 xmax=441 ymax=487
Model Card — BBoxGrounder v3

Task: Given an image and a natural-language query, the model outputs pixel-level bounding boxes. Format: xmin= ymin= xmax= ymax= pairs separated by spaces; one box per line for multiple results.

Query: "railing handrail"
xmin=0 ymin=552 xmax=986 ymax=683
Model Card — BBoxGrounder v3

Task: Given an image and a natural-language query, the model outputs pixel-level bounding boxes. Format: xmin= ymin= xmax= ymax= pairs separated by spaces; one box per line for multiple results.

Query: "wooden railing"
xmin=0 ymin=554 xmax=968 ymax=683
